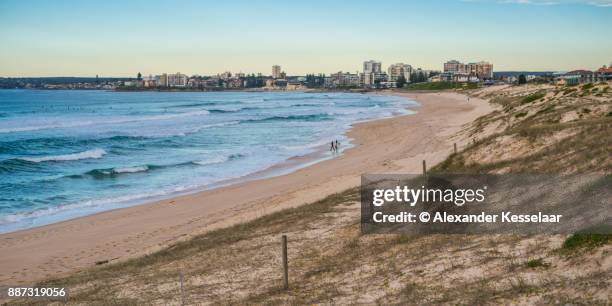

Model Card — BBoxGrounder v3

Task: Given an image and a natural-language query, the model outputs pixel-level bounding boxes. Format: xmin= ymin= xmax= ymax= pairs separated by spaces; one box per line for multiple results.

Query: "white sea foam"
xmin=20 ymin=149 xmax=107 ymax=163
xmin=278 ymin=139 xmax=330 ymax=152
xmin=0 ymin=188 xmax=176 ymax=231
xmin=113 ymin=165 xmax=149 ymax=174
xmin=117 ymin=110 xmax=210 ymax=123
xmin=0 ymin=121 xmax=96 ymax=133
xmin=193 ymin=155 xmax=230 ymax=166
xmin=121 ymin=121 xmax=241 ymax=138
xmin=0 ymin=110 xmax=210 ymax=134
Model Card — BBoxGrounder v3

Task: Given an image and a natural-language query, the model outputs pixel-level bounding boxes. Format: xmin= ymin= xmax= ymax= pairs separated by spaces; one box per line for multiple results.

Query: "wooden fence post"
xmin=179 ymin=272 xmax=184 ymax=306
xmin=422 ymin=160 xmax=426 ymax=176
xmin=282 ymin=235 xmax=289 ymax=290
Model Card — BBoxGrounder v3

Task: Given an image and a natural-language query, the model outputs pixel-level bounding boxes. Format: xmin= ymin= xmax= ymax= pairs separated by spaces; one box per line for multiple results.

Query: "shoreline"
xmin=0 ymin=90 xmax=494 ymax=286
xmin=0 ymin=142 xmax=342 ymax=234
xmin=0 ymin=88 xmax=374 ymax=93
xmin=0 ymin=96 xmax=413 ymax=234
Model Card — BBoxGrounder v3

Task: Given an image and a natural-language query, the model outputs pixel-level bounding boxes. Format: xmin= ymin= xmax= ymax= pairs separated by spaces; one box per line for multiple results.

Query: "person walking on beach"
xmin=335 ymin=139 xmax=340 ymax=152
xmin=330 ymin=140 xmax=336 ymax=153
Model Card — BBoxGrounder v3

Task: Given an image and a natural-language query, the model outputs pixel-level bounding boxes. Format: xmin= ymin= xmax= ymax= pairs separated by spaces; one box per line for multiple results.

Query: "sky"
xmin=0 ymin=0 xmax=611 ymax=77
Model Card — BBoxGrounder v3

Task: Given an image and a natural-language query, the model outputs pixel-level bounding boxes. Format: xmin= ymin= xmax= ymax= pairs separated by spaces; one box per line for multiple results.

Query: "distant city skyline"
xmin=0 ymin=0 xmax=611 ymax=77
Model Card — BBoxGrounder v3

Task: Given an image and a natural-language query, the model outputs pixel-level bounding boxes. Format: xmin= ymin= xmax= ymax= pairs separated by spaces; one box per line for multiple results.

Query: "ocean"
xmin=0 ymin=90 xmax=416 ymax=233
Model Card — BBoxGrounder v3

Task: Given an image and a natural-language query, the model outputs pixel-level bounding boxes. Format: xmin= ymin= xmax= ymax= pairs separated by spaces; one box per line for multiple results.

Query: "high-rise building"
xmin=443 ymin=60 xmax=465 ymax=74
xmin=388 ymin=63 xmax=413 ymax=82
xmin=272 ymin=65 xmax=281 ymax=79
xmin=361 ymin=60 xmax=384 ymax=87
xmin=470 ymin=61 xmax=493 ymax=80
xmin=157 ymin=73 xmax=168 ymax=87
xmin=167 ymin=72 xmax=188 ymax=87
xmin=363 ymin=60 xmax=382 ymax=74
xmin=360 ymin=72 xmax=388 ymax=87
xmin=443 ymin=60 xmax=493 ymax=79
xmin=326 ymin=71 xmax=360 ymax=88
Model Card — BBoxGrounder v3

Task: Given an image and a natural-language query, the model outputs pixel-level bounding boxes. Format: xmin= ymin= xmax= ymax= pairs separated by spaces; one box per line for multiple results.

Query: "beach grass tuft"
xmin=526 ymin=258 xmax=549 ymax=268
xmin=562 ymin=232 xmax=611 ymax=251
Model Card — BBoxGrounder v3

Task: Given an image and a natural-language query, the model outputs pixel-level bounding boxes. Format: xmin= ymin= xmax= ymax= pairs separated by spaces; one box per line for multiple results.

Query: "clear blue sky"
xmin=1 ymin=0 xmax=611 ymax=77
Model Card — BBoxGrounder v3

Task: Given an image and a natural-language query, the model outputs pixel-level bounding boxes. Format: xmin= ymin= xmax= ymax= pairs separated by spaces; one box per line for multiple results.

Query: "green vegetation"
xmin=404 ymin=81 xmax=478 ymax=91
xmin=12 ymin=188 xmax=360 ymax=305
xmin=562 ymin=87 xmax=577 ymax=95
xmin=515 ymin=111 xmax=528 ymax=118
xmin=518 ymin=74 xmax=527 ymax=85
xmin=396 ymin=75 xmax=407 ymax=88
xmin=433 ymin=84 xmax=612 ymax=174
xmin=520 ymin=91 xmax=546 ymax=104
xmin=581 ymin=83 xmax=594 ymax=91
xmin=562 ymin=232 xmax=611 ymax=251
xmin=526 ymin=258 xmax=550 ymax=269
xmin=305 ymin=73 xmax=326 ymax=88
xmin=409 ymin=71 xmax=429 ymax=83
xmin=433 ymin=84 xmax=612 ymax=279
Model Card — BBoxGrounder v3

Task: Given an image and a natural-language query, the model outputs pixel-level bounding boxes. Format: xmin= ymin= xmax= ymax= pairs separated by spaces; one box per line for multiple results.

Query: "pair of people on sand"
xmin=330 ymin=139 xmax=340 ymax=153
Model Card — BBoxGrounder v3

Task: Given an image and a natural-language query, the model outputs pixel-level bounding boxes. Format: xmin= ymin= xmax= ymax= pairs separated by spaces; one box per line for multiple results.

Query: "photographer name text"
xmin=372 ymin=211 xmax=562 ymax=223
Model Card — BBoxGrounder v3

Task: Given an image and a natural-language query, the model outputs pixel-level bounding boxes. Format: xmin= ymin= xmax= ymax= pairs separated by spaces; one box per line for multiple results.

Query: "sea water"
xmin=0 ymin=90 xmax=417 ymax=233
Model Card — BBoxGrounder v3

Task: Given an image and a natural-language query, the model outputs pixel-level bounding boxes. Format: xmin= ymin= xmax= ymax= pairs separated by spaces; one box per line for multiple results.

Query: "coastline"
xmin=0 ymin=90 xmax=494 ymax=286
xmin=0 ymin=91 xmax=412 ymax=234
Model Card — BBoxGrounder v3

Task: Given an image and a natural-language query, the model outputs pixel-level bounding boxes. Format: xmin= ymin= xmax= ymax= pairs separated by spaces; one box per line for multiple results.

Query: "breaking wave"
xmin=19 ymin=149 xmax=107 ymax=163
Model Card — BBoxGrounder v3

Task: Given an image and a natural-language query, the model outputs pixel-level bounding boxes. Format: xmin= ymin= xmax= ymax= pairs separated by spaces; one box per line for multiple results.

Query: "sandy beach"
xmin=0 ymin=91 xmax=494 ymax=286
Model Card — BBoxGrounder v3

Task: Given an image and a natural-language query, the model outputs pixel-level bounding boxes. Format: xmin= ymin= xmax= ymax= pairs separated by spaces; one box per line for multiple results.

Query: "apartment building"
xmin=272 ymin=65 xmax=281 ymax=79
xmin=388 ymin=63 xmax=413 ymax=82
xmin=443 ymin=60 xmax=493 ymax=79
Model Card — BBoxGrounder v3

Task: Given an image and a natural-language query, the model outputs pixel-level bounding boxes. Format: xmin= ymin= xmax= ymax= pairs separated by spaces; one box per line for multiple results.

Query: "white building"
xmin=361 ymin=60 xmax=385 ymax=87
xmin=360 ymin=72 xmax=388 ymax=88
xmin=167 ymin=72 xmax=188 ymax=87
xmin=326 ymin=71 xmax=360 ymax=88
xmin=156 ymin=73 xmax=168 ymax=87
xmin=388 ymin=63 xmax=413 ymax=82
xmin=272 ymin=65 xmax=281 ymax=79
xmin=363 ymin=60 xmax=382 ymax=74
xmin=443 ymin=60 xmax=493 ymax=79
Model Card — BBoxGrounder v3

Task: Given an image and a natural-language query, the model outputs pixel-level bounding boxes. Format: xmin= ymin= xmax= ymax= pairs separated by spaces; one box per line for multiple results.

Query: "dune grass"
xmin=520 ymin=91 xmax=545 ymax=104
xmin=12 ymin=189 xmax=360 ymax=305
xmin=433 ymin=82 xmax=612 ymax=174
